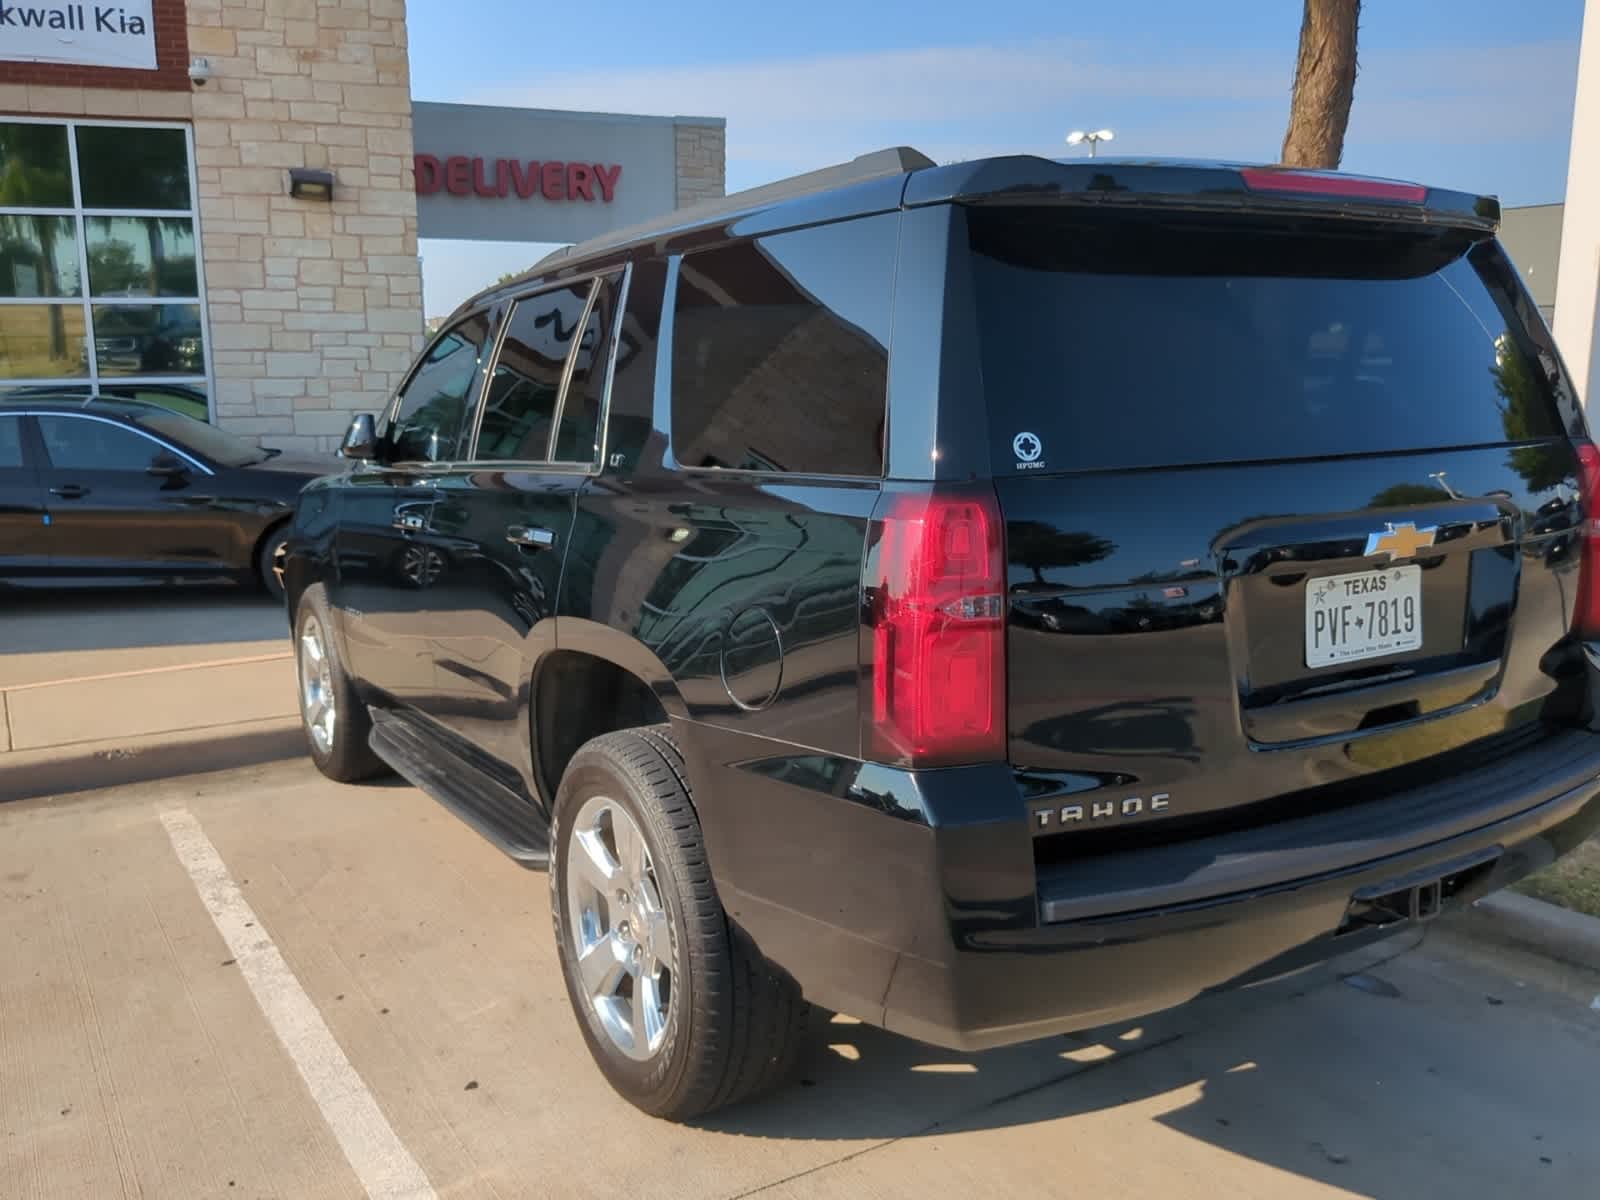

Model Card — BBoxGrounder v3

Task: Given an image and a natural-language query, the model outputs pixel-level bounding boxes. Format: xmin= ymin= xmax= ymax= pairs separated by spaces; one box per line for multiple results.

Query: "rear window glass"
xmin=968 ymin=209 xmax=1566 ymax=474
xmin=671 ymin=215 xmax=894 ymax=477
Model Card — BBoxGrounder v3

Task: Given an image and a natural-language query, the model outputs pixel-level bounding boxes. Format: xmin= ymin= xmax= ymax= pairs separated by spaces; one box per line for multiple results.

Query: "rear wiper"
xmin=259 ymin=447 xmax=283 ymax=461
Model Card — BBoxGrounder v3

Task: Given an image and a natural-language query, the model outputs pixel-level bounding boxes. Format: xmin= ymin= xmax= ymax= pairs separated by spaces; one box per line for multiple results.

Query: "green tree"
xmin=0 ymin=126 xmax=74 ymax=360
xmin=1369 ymin=483 xmax=1450 ymax=508
xmin=1009 ymin=523 xmax=1115 ymax=586
xmin=1495 ymin=337 xmax=1568 ymax=493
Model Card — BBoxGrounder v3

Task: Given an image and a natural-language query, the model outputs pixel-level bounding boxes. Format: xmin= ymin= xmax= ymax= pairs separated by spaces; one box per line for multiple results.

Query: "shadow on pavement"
xmin=0 ymin=723 xmax=308 ymax=805
xmin=0 ymin=585 xmax=285 ymax=656
xmin=700 ymin=928 xmax=1589 ymax=1197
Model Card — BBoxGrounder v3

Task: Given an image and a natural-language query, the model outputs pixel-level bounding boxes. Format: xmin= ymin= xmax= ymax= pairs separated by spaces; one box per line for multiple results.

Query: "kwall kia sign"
xmin=0 ymin=0 xmax=156 ymax=69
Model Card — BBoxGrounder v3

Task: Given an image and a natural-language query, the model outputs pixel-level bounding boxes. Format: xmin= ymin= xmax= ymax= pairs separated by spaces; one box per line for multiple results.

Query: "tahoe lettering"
xmin=1034 ymin=794 xmax=1170 ymax=830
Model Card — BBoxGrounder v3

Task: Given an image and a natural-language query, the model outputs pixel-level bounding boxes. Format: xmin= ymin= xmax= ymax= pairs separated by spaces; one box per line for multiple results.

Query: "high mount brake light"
xmin=1239 ymin=167 xmax=1427 ymax=204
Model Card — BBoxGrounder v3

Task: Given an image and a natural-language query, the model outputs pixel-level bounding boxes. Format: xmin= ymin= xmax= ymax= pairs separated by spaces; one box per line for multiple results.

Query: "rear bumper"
xmin=683 ymin=723 xmax=1600 ymax=1052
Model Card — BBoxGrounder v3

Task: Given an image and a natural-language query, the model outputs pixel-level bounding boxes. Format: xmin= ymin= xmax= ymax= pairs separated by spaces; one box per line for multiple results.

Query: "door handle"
xmin=506 ymin=525 xmax=556 ymax=550
xmin=50 ymin=484 xmax=89 ymax=500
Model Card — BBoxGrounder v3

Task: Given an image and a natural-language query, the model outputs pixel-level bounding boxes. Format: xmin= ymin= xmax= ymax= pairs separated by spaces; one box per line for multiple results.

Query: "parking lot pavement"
xmin=3 ymin=761 xmax=1598 ymax=1200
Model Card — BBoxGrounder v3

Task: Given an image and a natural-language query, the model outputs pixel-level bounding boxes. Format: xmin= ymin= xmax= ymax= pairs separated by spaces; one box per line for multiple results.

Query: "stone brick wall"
xmin=674 ymin=120 xmax=725 ymax=210
xmin=187 ymin=0 xmax=423 ymax=453
xmin=0 ymin=82 xmax=193 ymax=120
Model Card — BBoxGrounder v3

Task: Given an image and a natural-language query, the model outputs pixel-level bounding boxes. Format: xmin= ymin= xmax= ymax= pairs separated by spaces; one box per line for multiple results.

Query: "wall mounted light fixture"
xmin=288 ymin=167 xmax=336 ymax=201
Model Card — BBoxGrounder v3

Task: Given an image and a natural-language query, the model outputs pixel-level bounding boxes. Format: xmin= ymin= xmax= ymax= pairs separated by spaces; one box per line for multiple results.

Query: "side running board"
xmin=368 ymin=707 xmax=551 ymax=868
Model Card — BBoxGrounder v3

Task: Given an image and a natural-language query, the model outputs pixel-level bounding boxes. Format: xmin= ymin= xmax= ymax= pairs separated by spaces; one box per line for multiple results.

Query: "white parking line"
xmin=161 ymin=807 xmax=437 ymax=1200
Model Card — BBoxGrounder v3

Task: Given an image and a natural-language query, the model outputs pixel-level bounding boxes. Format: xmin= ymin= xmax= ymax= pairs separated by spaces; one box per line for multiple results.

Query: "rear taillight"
xmin=1239 ymin=167 xmax=1427 ymax=204
xmin=1572 ymin=442 xmax=1600 ymax=638
xmin=866 ymin=486 xmax=1006 ymax=767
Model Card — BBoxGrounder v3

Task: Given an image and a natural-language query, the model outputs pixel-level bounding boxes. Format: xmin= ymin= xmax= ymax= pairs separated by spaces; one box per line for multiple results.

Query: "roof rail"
xmin=529 ymin=145 xmax=934 ymax=274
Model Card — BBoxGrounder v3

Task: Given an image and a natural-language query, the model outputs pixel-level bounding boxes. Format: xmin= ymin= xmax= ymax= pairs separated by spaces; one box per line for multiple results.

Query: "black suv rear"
xmin=283 ymin=149 xmax=1600 ymax=1120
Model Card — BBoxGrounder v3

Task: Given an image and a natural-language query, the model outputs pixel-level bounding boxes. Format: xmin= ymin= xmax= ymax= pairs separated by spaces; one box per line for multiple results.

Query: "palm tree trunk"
xmin=35 ymin=217 xmax=68 ymax=359
xmin=1280 ymin=0 xmax=1362 ymax=169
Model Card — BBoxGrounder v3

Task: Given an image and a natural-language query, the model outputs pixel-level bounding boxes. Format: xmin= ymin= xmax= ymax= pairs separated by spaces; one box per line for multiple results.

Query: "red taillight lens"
xmin=867 ymin=487 xmax=1006 ymax=767
xmin=1572 ymin=442 xmax=1600 ymax=638
xmin=1239 ymin=167 xmax=1427 ymax=204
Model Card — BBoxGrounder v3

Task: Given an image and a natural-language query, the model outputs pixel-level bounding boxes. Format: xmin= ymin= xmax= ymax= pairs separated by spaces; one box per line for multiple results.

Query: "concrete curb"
xmin=1 ymin=652 xmax=295 ymax=756
xmin=1460 ymin=890 xmax=1600 ymax=971
xmin=0 ymin=716 xmax=306 ymax=805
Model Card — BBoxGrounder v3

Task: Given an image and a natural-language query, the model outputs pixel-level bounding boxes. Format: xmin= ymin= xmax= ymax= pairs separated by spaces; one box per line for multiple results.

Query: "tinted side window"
xmin=476 ymin=281 xmax=593 ymax=462
xmin=603 ymin=258 xmax=667 ymax=472
xmin=671 ymin=215 xmax=895 ymax=477
xmin=553 ymin=272 xmax=621 ymax=464
xmin=38 ymin=416 xmax=161 ymax=470
xmin=387 ymin=313 xmax=491 ymax=463
xmin=0 ymin=416 xmax=24 ymax=469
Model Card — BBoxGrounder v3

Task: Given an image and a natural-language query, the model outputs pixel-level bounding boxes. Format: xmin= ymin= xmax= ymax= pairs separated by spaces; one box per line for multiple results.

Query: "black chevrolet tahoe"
xmin=282 ymin=148 xmax=1600 ymax=1121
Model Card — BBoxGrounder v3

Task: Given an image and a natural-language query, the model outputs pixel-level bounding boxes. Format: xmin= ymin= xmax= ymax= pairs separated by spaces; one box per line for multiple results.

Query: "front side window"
xmin=670 ymin=215 xmax=896 ymax=477
xmin=476 ymin=281 xmax=595 ymax=462
xmin=0 ymin=415 xmax=25 ymax=469
xmin=386 ymin=313 xmax=492 ymax=463
xmin=37 ymin=415 xmax=165 ymax=471
xmin=0 ymin=120 xmax=211 ymax=416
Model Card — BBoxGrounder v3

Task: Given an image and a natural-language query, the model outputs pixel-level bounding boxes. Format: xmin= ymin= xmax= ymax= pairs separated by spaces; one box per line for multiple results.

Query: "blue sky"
xmin=407 ymin=0 xmax=1586 ymax=316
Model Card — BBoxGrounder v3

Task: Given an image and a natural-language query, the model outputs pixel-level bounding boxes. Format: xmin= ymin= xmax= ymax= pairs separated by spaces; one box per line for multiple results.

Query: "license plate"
xmin=1305 ymin=565 xmax=1422 ymax=668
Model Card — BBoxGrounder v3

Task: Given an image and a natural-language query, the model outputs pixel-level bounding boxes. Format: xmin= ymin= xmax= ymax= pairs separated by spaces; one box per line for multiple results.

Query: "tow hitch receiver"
xmin=1339 ymin=847 xmax=1501 ymax=934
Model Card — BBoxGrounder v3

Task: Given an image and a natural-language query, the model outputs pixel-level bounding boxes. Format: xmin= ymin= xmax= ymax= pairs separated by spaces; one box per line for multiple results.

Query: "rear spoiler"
xmin=904 ymin=158 xmax=1501 ymax=234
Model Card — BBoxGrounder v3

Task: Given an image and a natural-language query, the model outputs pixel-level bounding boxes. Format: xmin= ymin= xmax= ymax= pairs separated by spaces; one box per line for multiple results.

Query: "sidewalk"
xmin=0 ymin=589 xmax=298 ymax=774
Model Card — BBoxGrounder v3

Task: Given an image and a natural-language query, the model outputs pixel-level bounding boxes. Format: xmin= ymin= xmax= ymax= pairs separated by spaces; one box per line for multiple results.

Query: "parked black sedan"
xmin=0 ymin=394 xmax=334 ymax=599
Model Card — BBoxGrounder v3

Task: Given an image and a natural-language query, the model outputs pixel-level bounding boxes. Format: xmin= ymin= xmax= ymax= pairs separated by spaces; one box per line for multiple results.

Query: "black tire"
xmin=550 ymin=725 xmax=808 ymax=1120
xmin=293 ymin=583 xmax=385 ymax=782
xmin=256 ymin=522 xmax=290 ymax=603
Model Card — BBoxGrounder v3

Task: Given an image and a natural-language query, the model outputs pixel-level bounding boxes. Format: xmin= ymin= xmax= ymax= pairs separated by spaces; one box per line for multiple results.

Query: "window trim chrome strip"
xmin=9 ymin=410 xmax=215 ymax=475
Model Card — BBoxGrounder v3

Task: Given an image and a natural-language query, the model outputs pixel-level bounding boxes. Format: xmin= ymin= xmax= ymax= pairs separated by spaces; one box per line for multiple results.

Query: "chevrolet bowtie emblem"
xmin=1365 ymin=521 xmax=1438 ymax=562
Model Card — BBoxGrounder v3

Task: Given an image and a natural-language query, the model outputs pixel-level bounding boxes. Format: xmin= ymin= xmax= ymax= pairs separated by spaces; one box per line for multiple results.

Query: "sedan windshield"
xmin=133 ymin=408 xmax=276 ymax=468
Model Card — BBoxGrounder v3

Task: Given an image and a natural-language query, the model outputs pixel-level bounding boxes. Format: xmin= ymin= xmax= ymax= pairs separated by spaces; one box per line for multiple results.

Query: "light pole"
xmin=1066 ymin=129 xmax=1115 ymax=158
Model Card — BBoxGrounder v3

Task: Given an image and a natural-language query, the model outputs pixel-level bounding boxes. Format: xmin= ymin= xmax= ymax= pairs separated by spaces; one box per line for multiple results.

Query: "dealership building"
xmin=0 ymin=0 xmax=725 ymax=452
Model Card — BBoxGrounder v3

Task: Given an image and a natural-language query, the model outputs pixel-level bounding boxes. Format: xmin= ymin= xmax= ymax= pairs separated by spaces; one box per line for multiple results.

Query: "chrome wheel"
xmin=566 ymin=795 xmax=676 ymax=1061
xmin=298 ymin=613 xmax=336 ymax=755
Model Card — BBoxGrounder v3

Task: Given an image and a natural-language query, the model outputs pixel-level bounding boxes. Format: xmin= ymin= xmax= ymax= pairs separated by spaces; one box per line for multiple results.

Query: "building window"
xmin=0 ymin=119 xmax=211 ymax=422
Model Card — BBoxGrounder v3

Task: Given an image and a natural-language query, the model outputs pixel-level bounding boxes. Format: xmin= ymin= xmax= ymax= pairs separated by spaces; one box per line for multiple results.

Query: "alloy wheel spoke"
xmin=645 ymin=908 xmax=671 ymax=966
xmin=612 ymin=811 xmax=647 ymax=888
xmin=632 ymin=982 xmax=656 ymax=1050
xmin=571 ymin=828 xmax=618 ymax=894
xmin=577 ymin=931 xmax=628 ymax=999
